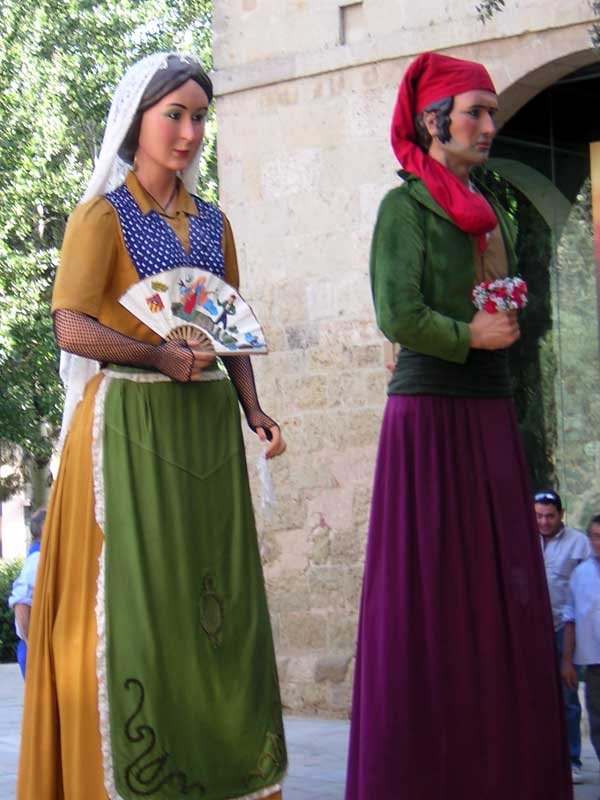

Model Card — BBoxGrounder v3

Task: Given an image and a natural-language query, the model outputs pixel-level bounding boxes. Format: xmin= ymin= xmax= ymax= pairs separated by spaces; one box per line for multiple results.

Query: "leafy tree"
xmin=0 ymin=558 xmax=23 ymax=662
xmin=476 ymin=0 xmax=506 ymax=24
xmin=0 ymin=0 xmax=214 ymax=505
xmin=477 ymin=0 xmax=600 ymax=43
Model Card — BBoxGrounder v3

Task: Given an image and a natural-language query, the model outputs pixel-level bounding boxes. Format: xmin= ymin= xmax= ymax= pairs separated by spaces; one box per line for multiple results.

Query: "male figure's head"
xmin=29 ymin=508 xmax=46 ymax=543
xmin=587 ymin=514 xmax=600 ymax=558
xmin=534 ymin=491 xmax=564 ymax=539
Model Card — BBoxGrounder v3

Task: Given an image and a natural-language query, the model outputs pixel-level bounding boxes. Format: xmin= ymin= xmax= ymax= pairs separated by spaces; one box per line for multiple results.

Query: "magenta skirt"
xmin=345 ymin=395 xmax=572 ymax=800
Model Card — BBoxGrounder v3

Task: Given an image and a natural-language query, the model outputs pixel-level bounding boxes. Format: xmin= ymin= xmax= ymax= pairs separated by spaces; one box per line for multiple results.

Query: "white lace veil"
xmin=58 ymin=52 xmax=204 ymax=448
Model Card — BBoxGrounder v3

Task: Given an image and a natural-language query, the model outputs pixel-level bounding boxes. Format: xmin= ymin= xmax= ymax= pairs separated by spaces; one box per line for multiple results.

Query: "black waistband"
xmin=387 ymin=347 xmax=512 ymax=398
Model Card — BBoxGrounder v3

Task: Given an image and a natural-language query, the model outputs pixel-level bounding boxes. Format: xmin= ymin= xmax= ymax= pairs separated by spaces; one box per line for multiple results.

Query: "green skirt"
xmin=94 ymin=367 xmax=286 ymax=800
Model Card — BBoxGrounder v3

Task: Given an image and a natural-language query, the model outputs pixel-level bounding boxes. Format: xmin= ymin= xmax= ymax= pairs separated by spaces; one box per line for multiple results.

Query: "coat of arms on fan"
xmin=119 ymin=267 xmax=267 ymax=355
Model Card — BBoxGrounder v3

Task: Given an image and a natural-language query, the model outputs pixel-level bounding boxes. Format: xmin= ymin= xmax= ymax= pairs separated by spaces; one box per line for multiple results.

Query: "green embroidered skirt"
xmin=95 ymin=368 xmax=286 ymax=799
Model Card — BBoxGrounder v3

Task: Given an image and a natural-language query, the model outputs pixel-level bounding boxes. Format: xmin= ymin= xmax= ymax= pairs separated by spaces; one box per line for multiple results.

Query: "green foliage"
xmin=477 ymin=0 xmax=600 ymax=48
xmin=476 ymin=0 xmax=506 ymax=24
xmin=589 ymin=0 xmax=600 ymax=48
xmin=0 ymin=558 xmax=24 ymax=663
xmin=552 ymin=180 xmax=600 ymax=527
xmin=0 ymin=0 xmax=214 ymax=489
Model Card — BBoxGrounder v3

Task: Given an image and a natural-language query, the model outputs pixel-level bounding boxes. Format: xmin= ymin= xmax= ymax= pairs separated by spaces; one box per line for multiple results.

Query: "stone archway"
xmin=493 ymin=37 xmax=599 ymax=124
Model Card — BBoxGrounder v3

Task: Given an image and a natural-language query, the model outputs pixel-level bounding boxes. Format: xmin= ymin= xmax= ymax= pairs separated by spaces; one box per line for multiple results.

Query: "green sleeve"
xmin=370 ymin=189 xmax=471 ymax=364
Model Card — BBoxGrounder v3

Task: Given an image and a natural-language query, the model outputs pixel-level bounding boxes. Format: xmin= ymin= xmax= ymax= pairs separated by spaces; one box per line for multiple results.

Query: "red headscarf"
xmin=391 ymin=52 xmax=498 ymax=250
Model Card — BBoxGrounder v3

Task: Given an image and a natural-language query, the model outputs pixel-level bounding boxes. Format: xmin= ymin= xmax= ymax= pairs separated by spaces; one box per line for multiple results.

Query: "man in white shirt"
xmin=536 ymin=490 xmax=590 ymax=784
xmin=8 ymin=509 xmax=46 ymax=677
xmin=562 ymin=514 xmax=600 ymax=771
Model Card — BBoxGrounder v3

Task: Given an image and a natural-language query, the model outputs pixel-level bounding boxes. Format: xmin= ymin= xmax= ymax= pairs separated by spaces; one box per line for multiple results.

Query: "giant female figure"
xmin=345 ymin=52 xmax=572 ymax=800
xmin=18 ymin=53 xmax=286 ymax=800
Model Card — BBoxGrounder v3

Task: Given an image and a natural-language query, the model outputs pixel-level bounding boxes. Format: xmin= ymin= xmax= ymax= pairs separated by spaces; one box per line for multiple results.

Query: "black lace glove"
xmin=221 ymin=355 xmax=278 ymax=439
xmin=53 ymin=308 xmax=195 ymax=382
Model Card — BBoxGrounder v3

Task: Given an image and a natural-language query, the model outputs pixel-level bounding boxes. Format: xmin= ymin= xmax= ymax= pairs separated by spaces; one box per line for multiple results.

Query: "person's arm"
xmin=579 ymin=533 xmax=592 ymax=561
xmin=53 ymin=309 xmax=214 ymax=382
xmin=8 ymin=556 xmax=37 ymax=641
xmin=219 ymin=212 xmax=285 ymax=458
xmin=220 ymin=355 xmax=285 ymax=458
xmin=370 ymin=189 xmax=519 ymax=360
xmin=561 ymin=621 xmax=578 ymax=689
xmin=52 ymin=198 xmax=215 ymax=381
xmin=13 ymin=604 xmax=31 ymax=643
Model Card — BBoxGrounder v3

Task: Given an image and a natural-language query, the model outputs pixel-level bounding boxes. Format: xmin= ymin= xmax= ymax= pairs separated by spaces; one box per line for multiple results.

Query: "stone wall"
xmin=213 ymin=1 xmax=598 ymax=715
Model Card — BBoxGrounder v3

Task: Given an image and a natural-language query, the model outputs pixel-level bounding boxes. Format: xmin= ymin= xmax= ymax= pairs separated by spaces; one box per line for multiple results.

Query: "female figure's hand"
xmin=469 ymin=309 xmax=520 ymax=350
xmin=153 ymin=338 xmax=215 ymax=381
xmin=186 ymin=339 xmax=216 ymax=380
xmin=256 ymin=425 xmax=287 ymax=459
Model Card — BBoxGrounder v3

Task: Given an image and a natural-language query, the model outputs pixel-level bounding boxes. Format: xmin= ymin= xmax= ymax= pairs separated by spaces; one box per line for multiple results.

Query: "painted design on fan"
xmin=178 ymin=274 xmax=209 ymax=316
xmin=120 ymin=268 xmax=268 ymax=355
xmin=170 ymin=272 xmax=259 ymax=351
xmin=146 ymin=294 xmax=164 ymax=313
xmin=216 ymin=295 xmax=237 ymax=330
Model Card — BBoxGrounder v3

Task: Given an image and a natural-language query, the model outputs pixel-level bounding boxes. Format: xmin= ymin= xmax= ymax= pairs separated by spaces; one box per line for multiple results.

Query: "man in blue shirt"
xmin=8 ymin=508 xmax=46 ymax=677
xmin=536 ymin=490 xmax=590 ymax=783
xmin=562 ymin=514 xmax=600 ymax=772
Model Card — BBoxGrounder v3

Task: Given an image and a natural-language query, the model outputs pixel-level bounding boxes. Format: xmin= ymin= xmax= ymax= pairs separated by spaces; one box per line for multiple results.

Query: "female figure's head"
xmin=82 ymin=53 xmax=213 ymax=203
xmin=119 ymin=55 xmax=213 ymax=176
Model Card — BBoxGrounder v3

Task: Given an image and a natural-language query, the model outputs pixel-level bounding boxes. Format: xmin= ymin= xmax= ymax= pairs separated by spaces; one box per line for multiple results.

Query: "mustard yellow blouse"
xmin=52 ymin=171 xmax=239 ymax=344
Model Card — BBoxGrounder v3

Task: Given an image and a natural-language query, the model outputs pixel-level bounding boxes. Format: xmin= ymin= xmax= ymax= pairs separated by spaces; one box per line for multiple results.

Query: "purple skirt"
xmin=345 ymin=395 xmax=572 ymax=800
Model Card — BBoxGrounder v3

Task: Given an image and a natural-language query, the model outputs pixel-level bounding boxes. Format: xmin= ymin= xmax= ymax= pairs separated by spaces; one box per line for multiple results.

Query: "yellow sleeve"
xmin=51 ymin=197 xmax=119 ymax=317
xmin=221 ymin=212 xmax=240 ymax=290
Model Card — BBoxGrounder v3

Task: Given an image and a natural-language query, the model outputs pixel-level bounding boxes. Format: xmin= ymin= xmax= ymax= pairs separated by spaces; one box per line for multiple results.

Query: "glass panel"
xmin=488 ymin=64 xmax=600 ymax=527
xmin=554 ymin=172 xmax=598 ymax=522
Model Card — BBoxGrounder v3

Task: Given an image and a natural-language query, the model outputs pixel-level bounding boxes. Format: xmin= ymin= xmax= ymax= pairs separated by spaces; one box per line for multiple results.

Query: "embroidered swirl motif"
xmin=123 ymin=678 xmax=206 ymax=796
xmin=198 ymin=575 xmax=224 ymax=649
xmin=247 ymin=680 xmax=286 ymax=787
xmin=248 ymin=733 xmax=286 ymax=783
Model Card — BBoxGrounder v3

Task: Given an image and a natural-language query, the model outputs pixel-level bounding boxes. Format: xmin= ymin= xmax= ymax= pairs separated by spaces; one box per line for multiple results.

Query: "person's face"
xmin=589 ymin=523 xmax=600 ymax=558
xmin=535 ymin=503 xmax=564 ymax=538
xmin=425 ymin=89 xmax=498 ymax=172
xmin=136 ymin=79 xmax=209 ymax=174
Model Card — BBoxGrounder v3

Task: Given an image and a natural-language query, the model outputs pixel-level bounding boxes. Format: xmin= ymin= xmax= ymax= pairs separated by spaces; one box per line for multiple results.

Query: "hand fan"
xmin=119 ymin=268 xmax=268 ymax=355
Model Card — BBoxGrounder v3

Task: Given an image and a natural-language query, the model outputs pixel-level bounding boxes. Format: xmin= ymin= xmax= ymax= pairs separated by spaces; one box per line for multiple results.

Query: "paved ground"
xmin=1 ymin=660 xmax=599 ymax=799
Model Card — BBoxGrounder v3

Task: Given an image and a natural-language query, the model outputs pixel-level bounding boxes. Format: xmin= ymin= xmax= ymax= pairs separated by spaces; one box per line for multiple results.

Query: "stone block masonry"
xmin=215 ymin=0 xmax=598 ymax=715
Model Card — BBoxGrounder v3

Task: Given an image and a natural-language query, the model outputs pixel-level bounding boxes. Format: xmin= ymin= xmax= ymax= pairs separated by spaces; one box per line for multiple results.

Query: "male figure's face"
xmin=535 ymin=503 xmax=564 ymax=538
xmin=425 ymin=89 xmax=498 ymax=171
xmin=588 ymin=523 xmax=600 ymax=558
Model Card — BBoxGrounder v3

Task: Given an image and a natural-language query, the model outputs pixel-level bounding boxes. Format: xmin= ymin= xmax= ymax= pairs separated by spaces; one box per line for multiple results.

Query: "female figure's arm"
xmin=220 ymin=214 xmax=285 ymax=458
xmin=221 ymin=354 xmax=285 ymax=457
xmin=53 ymin=308 xmax=213 ymax=382
xmin=52 ymin=199 xmax=214 ymax=382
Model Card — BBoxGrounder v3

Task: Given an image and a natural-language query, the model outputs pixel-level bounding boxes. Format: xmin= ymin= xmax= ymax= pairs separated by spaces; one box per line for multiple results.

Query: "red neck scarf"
xmin=391 ymin=52 xmax=498 ymax=251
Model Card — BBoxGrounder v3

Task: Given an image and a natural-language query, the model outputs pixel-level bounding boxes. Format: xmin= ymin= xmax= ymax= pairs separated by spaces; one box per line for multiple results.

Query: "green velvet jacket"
xmin=371 ymin=172 xmax=518 ymax=397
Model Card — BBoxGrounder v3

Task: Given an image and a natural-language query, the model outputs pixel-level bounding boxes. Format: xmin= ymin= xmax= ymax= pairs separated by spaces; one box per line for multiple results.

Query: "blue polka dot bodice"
xmin=105 ymin=183 xmax=225 ymax=280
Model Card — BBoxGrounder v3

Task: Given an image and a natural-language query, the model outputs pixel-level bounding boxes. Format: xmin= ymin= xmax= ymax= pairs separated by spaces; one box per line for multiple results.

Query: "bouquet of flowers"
xmin=472 ymin=276 xmax=528 ymax=313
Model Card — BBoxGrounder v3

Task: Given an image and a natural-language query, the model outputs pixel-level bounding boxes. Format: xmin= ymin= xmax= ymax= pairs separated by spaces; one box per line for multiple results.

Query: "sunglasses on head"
xmin=534 ymin=491 xmax=562 ymax=508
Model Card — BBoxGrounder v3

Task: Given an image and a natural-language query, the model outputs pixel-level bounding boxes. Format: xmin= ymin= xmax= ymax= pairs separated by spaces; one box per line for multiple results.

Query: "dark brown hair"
xmin=413 ymin=96 xmax=454 ymax=152
xmin=29 ymin=508 xmax=47 ymax=541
